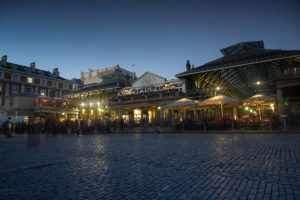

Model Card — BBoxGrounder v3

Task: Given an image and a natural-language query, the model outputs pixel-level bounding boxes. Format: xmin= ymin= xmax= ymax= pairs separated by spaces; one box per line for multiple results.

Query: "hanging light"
xmin=256 ymin=81 xmax=261 ymax=85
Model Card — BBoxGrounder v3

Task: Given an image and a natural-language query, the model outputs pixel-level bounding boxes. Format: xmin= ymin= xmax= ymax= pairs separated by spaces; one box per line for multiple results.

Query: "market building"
xmin=176 ymin=41 xmax=300 ymax=129
xmin=109 ymin=72 xmax=185 ymax=125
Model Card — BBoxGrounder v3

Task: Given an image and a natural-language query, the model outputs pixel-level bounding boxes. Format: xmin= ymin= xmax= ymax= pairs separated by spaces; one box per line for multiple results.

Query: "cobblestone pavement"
xmin=1 ymin=133 xmax=300 ymax=200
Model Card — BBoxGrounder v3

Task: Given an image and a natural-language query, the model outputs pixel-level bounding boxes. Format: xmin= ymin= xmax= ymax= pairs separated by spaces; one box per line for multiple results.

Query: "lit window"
xmin=12 ymin=74 xmax=19 ymax=81
xmin=28 ymin=77 xmax=33 ymax=83
xmin=40 ymin=89 xmax=46 ymax=96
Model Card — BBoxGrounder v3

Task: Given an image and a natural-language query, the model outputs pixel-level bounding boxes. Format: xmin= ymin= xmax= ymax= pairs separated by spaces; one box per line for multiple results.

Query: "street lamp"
xmin=216 ymin=86 xmax=220 ymax=90
xmin=256 ymin=81 xmax=261 ymax=85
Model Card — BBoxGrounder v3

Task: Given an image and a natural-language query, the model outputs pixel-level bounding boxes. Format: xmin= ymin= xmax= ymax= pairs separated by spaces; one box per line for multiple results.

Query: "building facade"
xmin=0 ymin=55 xmax=73 ymax=116
xmin=109 ymin=72 xmax=185 ymax=124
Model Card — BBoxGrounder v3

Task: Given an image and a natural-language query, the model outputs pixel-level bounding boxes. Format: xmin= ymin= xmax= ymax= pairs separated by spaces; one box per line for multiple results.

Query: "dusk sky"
xmin=1 ymin=0 xmax=300 ymax=80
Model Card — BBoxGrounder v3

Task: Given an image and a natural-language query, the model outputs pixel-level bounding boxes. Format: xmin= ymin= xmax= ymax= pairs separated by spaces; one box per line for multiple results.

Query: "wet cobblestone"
xmin=0 ymin=133 xmax=300 ymax=199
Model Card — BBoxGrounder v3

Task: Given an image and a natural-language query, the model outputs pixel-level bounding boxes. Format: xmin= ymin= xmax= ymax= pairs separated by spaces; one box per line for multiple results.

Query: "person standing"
xmin=4 ymin=117 xmax=13 ymax=138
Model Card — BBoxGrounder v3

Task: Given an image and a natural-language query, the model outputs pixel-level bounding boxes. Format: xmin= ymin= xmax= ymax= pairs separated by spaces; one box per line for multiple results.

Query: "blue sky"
xmin=1 ymin=0 xmax=300 ymax=80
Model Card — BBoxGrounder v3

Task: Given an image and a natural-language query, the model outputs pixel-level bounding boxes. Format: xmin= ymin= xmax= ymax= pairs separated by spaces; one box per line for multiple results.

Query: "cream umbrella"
xmin=198 ymin=94 xmax=240 ymax=118
xmin=163 ymin=98 xmax=198 ymax=109
xmin=242 ymin=93 xmax=276 ymax=121
xmin=163 ymin=98 xmax=198 ymax=119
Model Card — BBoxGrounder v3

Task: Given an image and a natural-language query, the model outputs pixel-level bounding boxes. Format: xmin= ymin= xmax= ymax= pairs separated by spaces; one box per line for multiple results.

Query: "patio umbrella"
xmin=242 ymin=93 xmax=276 ymax=121
xmin=242 ymin=93 xmax=276 ymax=105
xmin=163 ymin=98 xmax=198 ymax=119
xmin=163 ymin=98 xmax=198 ymax=109
xmin=198 ymin=94 xmax=240 ymax=118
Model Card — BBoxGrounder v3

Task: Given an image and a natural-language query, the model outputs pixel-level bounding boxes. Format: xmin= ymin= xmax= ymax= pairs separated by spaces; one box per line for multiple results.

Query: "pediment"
xmin=132 ymin=72 xmax=166 ymax=87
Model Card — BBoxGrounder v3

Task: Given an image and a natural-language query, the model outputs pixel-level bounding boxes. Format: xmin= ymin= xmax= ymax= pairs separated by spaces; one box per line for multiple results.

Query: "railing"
xmin=34 ymin=103 xmax=74 ymax=109
xmin=109 ymin=91 xmax=184 ymax=105
xmin=274 ymin=67 xmax=300 ymax=80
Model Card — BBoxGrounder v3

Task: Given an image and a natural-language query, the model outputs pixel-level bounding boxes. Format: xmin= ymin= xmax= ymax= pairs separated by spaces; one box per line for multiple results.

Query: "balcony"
xmin=109 ymin=91 xmax=185 ymax=106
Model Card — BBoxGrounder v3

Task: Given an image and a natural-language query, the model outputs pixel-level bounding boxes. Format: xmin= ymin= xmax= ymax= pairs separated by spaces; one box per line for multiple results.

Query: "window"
xmin=41 ymin=80 xmax=46 ymax=86
xmin=64 ymin=84 xmax=68 ymax=89
xmin=28 ymin=77 xmax=33 ymax=83
xmin=53 ymin=82 xmax=57 ymax=88
xmin=0 ymin=96 xmax=2 ymax=105
xmin=12 ymin=74 xmax=19 ymax=81
xmin=0 ymin=72 xmax=2 ymax=78
xmin=12 ymin=85 xmax=19 ymax=94
xmin=0 ymin=84 xmax=2 ymax=92
xmin=25 ymin=86 xmax=32 ymax=93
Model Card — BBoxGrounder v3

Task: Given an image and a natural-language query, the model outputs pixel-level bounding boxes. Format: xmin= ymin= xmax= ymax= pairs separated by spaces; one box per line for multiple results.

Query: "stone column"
xmin=145 ymin=106 xmax=149 ymax=128
xmin=5 ymin=83 xmax=9 ymax=96
xmin=276 ymin=88 xmax=284 ymax=114
xmin=118 ymin=110 xmax=122 ymax=129
xmin=21 ymin=84 xmax=25 ymax=93
xmin=160 ymin=107 xmax=164 ymax=126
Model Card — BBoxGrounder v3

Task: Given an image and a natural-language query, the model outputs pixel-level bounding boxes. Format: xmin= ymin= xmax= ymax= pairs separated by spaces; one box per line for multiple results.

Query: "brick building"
xmin=0 ymin=55 xmax=73 ymax=113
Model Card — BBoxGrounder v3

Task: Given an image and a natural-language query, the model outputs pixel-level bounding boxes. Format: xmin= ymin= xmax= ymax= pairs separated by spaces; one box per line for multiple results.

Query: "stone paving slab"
xmin=0 ymin=133 xmax=300 ymax=199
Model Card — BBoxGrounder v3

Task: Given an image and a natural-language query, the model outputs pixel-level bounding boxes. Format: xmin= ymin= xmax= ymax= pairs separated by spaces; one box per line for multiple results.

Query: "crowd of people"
xmin=0 ymin=113 xmax=288 ymax=137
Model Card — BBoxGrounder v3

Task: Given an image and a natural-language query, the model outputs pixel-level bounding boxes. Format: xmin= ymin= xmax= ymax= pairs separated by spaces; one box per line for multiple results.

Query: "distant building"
xmin=80 ymin=65 xmax=136 ymax=86
xmin=0 ymin=55 xmax=73 ymax=117
xmin=65 ymin=65 xmax=136 ymax=119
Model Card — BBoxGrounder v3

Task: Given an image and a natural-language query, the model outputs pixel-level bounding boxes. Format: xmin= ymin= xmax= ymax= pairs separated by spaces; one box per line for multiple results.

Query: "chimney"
xmin=53 ymin=68 xmax=59 ymax=77
xmin=30 ymin=62 xmax=35 ymax=72
xmin=1 ymin=55 xmax=7 ymax=65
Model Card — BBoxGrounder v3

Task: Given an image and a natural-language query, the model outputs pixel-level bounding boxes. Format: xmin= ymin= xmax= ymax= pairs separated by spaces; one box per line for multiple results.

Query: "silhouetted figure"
xmin=186 ymin=60 xmax=191 ymax=71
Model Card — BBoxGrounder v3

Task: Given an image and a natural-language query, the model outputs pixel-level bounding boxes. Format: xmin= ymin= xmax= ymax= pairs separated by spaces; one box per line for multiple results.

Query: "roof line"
xmin=176 ymin=54 xmax=300 ymax=78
